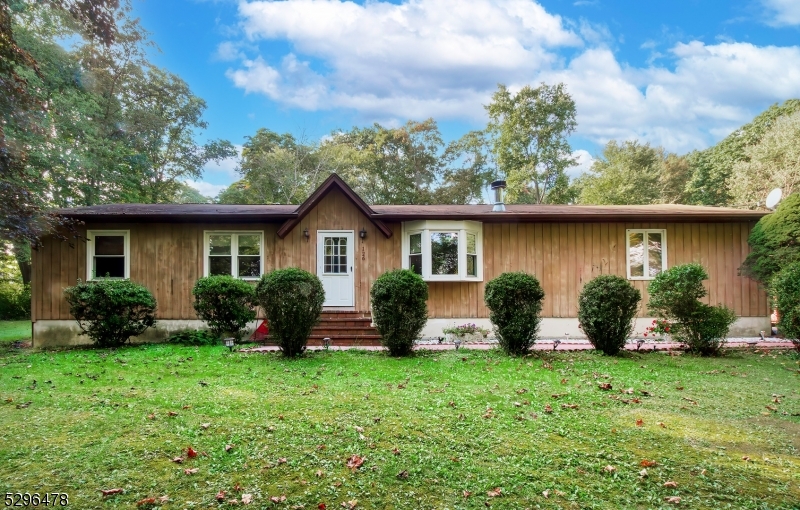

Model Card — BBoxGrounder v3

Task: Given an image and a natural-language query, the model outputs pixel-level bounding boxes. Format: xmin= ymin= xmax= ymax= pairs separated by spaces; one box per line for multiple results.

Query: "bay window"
xmin=402 ymin=221 xmax=483 ymax=281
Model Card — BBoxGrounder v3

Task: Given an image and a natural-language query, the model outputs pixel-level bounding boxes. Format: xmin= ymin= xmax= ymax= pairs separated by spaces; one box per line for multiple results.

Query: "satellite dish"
xmin=765 ymin=188 xmax=783 ymax=210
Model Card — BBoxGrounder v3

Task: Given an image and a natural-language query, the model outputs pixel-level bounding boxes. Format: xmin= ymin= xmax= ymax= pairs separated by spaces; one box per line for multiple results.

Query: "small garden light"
xmin=759 ymin=331 xmax=765 ymax=341
xmin=322 ymin=337 xmax=331 ymax=350
xmin=636 ymin=339 xmax=645 ymax=351
xmin=224 ymin=337 xmax=235 ymax=352
xmin=553 ymin=339 xmax=561 ymax=351
xmin=454 ymin=337 xmax=462 ymax=350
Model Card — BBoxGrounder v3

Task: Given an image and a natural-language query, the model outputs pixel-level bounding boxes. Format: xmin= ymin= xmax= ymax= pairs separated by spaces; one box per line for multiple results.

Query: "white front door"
xmin=317 ymin=231 xmax=355 ymax=307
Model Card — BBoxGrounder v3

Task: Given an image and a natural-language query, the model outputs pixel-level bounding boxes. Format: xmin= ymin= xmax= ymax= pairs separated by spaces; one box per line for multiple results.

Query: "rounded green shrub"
xmin=771 ymin=262 xmax=800 ymax=352
xmin=255 ymin=268 xmax=324 ymax=357
xmin=370 ymin=269 xmax=428 ymax=356
xmin=192 ymin=275 xmax=257 ymax=342
xmin=484 ymin=272 xmax=545 ymax=356
xmin=648 ymin=263 xmax=737 ymax=355
xmin=578 ymin=274 xmax=641 ymax=355
xmin=64 ymin=279 xmax=157 ymax=348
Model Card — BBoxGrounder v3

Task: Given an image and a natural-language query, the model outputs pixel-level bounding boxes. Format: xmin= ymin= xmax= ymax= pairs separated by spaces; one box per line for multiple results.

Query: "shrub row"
xmin=65 ymin=262 xmax=752 ymax=357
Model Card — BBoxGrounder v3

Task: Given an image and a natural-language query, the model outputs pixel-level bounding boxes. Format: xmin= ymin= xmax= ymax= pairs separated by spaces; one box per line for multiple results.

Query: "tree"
xmin=729 ymin=112 xmax=800 ymax=207
xmin=485 ymin=82 xmax=577 ymax=204
xmin=685 ymin=99 xmax=800 ymax=206
xmin=740 ymin=192 xmax=800 ymax=286
xmin=0 ymin=0 xmax=118 ymax=246
xmin=575 ymin=141 xmax=663 ymax=205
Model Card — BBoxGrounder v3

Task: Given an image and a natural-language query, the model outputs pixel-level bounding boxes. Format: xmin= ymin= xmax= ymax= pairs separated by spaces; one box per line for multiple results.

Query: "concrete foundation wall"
xmin=32 ymin=320 xmax=258 ymax=348
xmin=420 ymin=316 xmax=771 ymax=340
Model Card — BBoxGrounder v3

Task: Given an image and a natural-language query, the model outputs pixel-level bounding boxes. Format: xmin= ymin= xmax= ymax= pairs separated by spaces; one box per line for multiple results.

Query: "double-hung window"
xmin=402 ymin=221 xmax=483 ymax=281
xmin=204 ymin=231 xmax=264 ymax=280
xmin=87 ymin=230 xmax=130 ymax=279
xmin=626 ymin=229 xmax=667 ymax=280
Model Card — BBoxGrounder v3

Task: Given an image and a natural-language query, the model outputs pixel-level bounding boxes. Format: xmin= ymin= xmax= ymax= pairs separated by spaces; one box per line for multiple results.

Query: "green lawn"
xmin=0 ymin=320 xmax=31 ymax=344
xmin=0 ymin=345 xmax=798 ymax=509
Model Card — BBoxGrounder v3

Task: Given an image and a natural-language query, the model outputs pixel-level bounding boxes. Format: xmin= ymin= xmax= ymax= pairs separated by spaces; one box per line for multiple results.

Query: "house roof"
xmin=54 ymin=175 xmax=768 ymax=225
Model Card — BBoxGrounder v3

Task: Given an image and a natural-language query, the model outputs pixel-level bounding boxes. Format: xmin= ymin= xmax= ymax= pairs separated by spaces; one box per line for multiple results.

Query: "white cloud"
xmin=185 ymin=180 xmax=227 ymax=197
xmin=762 ymin=0 xmax=800 ymax=26
xmin=567 ymin=149 xmax=595 ymax=178
xmin=225 ymin=0 xmax=800 ymax=153
xmin=202 ymin=144 xmax=242 ymax=180
xmin=214 ymin=41 xmax=246 ymax=61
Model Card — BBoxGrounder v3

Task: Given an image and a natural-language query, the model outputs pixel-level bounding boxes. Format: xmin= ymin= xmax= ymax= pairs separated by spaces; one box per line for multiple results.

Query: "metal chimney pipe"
xmin=490 ymin=180 xmax=507 ymax=212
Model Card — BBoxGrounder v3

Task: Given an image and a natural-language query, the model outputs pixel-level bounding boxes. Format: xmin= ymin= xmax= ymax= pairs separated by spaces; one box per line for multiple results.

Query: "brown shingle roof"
xmin=54 ymin=202 xmax=766 ymax=223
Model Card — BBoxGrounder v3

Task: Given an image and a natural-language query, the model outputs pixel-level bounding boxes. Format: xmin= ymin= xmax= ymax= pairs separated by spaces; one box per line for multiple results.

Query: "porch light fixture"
xmin=359 ymin=228 xmax=367 ymax=239
xmin=303 ymin=227 xmax=310 ymax=241
xmin=224 ymin=337 xmax=235 ymax=352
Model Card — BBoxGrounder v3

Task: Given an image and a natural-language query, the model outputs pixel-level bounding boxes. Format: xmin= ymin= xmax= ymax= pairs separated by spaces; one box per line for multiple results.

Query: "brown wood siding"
xmin=31 ymin=196 xmax=768 ymax=321
xmin=32 ymin=190 xmax=403 ymax=320
xmin=426 ymin=221 xmax=768 ymax=320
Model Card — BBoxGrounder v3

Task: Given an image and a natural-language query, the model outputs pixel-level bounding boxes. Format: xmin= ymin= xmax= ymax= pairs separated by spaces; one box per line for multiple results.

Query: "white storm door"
xmin=317 ymin=231 xmax=355 ymax=307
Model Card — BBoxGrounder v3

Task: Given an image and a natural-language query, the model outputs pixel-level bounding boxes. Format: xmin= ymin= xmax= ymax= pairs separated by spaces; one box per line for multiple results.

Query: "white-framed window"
xmin=626 ymin=229 xmax=667 ymax=280
xmin=401 ymin=220 xmax=483 ymax=281
xmin=203 ymin=231 xmax=264 ymax=280
xmin=86 ymin=230 xmax=130 ymax=280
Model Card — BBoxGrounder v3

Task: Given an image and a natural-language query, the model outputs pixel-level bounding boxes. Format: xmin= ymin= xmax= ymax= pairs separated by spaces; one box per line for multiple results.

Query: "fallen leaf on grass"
xmin=560 ymin=378 xmax=568 ymax=385
xmin=100 ymin=488 xmax=124 ymax=497
xmin=639 ymin=469 xmax=648 ymax=478
xmin=225 ymin=444 xmax=234 ymax=452
xmin=201 ymin=423 xmax=211 ymax=429
xmin=171 ymin=456 xmax=183 ymax=464
xmin=341 ymin=500 xmax=358 ymax=509
xmin=544 ymin=404 xmax=553 ymax=413
xmin=664 ymin=496 xmax=681 ymax=504
xmin=346 ymin=454 xmax=365 ymax=471
xmin=315 ymin=470 xmax=325 ymax=478
xmin=146 ymin=414 xmax=155 ymax=420
xmin=542 ymin=489 xmax=550 ymax=498
xmin=270 ymin=495 xmax=287 ymax=503
xmin=463 ymin=491 xmax=472 ymax=498
xmin=392 ymin=448 xmax=400 ymax=455
xmin=482 ymin=408 xmax=494 ymax=418
xmin=598 ymin=383 xmax=612 ymax=391
xmin=658 ymin=422 xmax=667 ymax=428
xmin=354 ymin=426 xmax=364 ymax=433
xmin=635 ymin=419 xmax=644 ymax=427
xmin=241 ymin=494 xmax=253 ymax=505
xmin=487 ymin=488 xmax=502 ymax=497
xmin=640 ymin=459 xmax=658 ymax=467
xmin=742 ymin=456 xmax=750 ymax=462
xmin=182 ymin=405 xmax=191 ymax=409
xmin=168 ymin=411 xmax=178 ymax=417
xmin=318 ymin=504 xmax=326 ymax=510
xmin=187 ymin=447 xmax=198 ymax=458
xmin=136 ymin=497 xmax=156 ymax=506
xmin=663 ymin=481 xmax=677 ymax=488
xmin=621 ymin=388 xmax=634 ymax=394
xmin=561 ymin=403 xmax=579 ymax=410
xmin=184 ymin=468 xmax=199 ymax=475
xmin=396 ymin=470 xmax=409 ymax=479
xmin=15 ymin=401 xmax=32 ymax=409
xmin=516 ymin=388 xmax=528 ymax=394
xmin=216 ymin=491 xmax=227 ymax=501
xmin=513 ymin=402 xmax=521 ymax=407
xmin=603 ymin=465 xmax=616 ymax=473
xmin=159 ymin=495 xmax=169 ymax=503
xmin=765 ymin=405 xmax=777 ymax=412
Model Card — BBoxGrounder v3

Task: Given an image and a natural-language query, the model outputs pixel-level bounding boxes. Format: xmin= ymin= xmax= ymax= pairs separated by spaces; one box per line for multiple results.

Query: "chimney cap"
xmin=490 ymin=180 xmax=507 ymax=190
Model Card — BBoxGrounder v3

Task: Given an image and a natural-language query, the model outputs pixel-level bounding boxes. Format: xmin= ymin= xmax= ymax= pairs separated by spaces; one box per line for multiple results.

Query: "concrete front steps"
xmin=257 ymin=311 xmax=383 ymax=347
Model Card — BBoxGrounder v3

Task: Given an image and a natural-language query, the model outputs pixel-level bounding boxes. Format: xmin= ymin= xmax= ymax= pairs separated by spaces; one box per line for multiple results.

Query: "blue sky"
xmin=130 ymin=0 xmax=800 ymax=197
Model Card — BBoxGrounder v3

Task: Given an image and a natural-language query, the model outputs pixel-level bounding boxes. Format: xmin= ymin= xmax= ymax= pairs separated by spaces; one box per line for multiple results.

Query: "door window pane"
xmin=323 ymin=237 xmax=348 ymax=274
xmin=628 ymin=232 xmax=644 ymax=278
xmin=431 ymin=232 xmax=459 ymax=275
xmin=648 ymin=232 xmax=663 ymax=277
xmin=209 ymin=235 xmax=232 ymax=255
xmin=95 ymin=236 xmax=124 ymax=255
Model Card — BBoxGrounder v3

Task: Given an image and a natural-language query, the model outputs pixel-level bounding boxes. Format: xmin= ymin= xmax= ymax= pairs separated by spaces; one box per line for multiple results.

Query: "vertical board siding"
xmin=31 ymin=200 xmax=768 ymax=321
